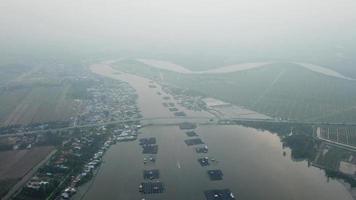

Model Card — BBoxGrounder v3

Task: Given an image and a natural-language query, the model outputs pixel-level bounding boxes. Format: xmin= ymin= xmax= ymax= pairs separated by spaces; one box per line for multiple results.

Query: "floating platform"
xmin=195 ymin=145 xmax=208 ymax=153
xmin=174 ymin=111 xmax=187 ymax=117
xmin=139 ymin=137 xmax=156 ymax=145
xmin=142 ymin=145 xmax=158 ymax=154
xmin=198 ymin=157 xmax=210 ymax=166
xmin=204 ymin=189 xmax=235 ymax=200
xmin=143 ymin=156 xmax=156 ymax=164
xmin=179 ymin=122 xmax=197 ymax=130
xmin=143 ymin=169 xmax=160 ymax=180
xmin=139 ymin=182 xmax=165 ymax=194
xmin=169 ymin=107 xmax=179 ymax=112
xmin=185 ymin=138 xmax=204 ymax=146
xmin=186 ymin=131 xmax=198 ymax=137
xmin=207 ymin=170 xmax=223 ymax=181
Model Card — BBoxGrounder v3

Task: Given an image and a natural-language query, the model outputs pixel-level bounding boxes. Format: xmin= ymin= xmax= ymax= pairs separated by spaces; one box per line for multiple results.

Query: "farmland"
xmin=0 ymin=61 xmax=93 ymax=127
xmin=0 ymin=63 xmax=34 ymax=86
xmin=113 ymin=59 xmax=356 ymax=123
xmin=0 ymin=146 xmax=54 ymax=197
xmin=319 ymin=126 xmax=356 ymax=147
xmin=0 ymin=85 xmax=77 ymax=126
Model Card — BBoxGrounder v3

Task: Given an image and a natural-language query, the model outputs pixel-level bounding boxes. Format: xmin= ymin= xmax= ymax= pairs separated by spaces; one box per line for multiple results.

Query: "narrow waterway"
xmin=74 ymin=61 xmax=354 ymax=200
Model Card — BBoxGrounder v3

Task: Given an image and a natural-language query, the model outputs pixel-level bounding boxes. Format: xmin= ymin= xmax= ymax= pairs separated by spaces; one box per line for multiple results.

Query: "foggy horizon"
xmin=2 ymin=1 xmax=356 ymax=200
xmin=1 ymin=0 xmax=356 ymax=70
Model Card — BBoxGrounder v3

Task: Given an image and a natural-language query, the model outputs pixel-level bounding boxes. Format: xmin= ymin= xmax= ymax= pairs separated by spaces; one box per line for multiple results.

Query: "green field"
xmin=113 ymin=59 xmax=356 ymax=123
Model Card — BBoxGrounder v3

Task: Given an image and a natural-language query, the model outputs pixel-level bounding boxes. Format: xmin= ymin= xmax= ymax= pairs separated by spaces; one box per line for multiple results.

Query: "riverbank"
xmin=80 ymin=61 xmax=354 ymax=200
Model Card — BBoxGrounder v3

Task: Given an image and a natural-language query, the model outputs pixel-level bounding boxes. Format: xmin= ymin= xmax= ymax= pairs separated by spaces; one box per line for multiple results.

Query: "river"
xmin=137 ymin=58 xmax=355 ymax=81
xmin=73 ymin=61 xmax=353 ymax=200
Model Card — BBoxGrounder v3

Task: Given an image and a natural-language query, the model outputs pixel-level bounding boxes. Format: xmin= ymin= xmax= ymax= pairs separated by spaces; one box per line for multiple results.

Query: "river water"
xmin=137 ymin=58 xmax=355 ymax=81
xmin=74 ymin=62 xmax=353 ymax=200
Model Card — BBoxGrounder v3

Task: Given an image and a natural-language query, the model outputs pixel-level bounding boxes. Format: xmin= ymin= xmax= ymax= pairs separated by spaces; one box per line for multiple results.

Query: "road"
xmin=2 ymin=115 xmax=356 ymax=139
xmin=0 ymin=116 xmax=284 ymax=138
xmin=2 ymin=149 xmax=57 ymax=200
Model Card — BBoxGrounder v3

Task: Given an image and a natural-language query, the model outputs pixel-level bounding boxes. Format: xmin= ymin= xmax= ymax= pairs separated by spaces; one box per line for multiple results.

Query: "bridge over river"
xmin=2 ymin=115 xmax=356 ymax=138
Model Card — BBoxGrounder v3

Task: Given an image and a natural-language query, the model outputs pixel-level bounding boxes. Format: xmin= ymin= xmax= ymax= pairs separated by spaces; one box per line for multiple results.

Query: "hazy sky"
xmin=1 ymin=0 xmax=356 ymax=64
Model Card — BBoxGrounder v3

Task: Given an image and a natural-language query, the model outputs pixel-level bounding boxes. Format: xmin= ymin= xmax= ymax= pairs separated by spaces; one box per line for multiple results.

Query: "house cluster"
xmin=11 ymin=77 xmax=143 ymax=200
xmin=6 ymin=135 xmax=36 ymax=150
xmin=16 ymin=128 xmax=110 ymax=199
xmin=1 ymin=133 xmax=52 ymax=151
xmin=114 ymin=124 xmax=141 ymax=142
xmin=60 ymin=138 xmax=110 ymax=199
xmin=59 ymin=124 xmax=142 ymax=199
xmin=17 ymin=121 xmax=142 ymax=200
xmin=26 ymin=176 xmax=51 ymax=191
xmin=77 ymin=80 xmax=141 ymax=126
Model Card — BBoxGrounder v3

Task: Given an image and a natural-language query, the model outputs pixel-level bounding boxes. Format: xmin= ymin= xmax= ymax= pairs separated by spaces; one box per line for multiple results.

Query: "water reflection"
xmin=78 ymin=62 xmax=354 ymax=200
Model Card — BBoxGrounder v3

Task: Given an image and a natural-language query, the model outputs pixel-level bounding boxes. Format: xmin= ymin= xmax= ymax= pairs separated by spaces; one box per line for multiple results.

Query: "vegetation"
xmin=325 ymin=170 xmax=356 ymax=187
xmin=114 ymin=59 xmax=356 ymax=124
xmin=283 ymin=134 xmax=315 ymax=160
xmin=315 ymin=146 xmax=352 ymax=171
xmin=14 ymin=127 xmax=110 ymax=200
xmin=65 ymin=79 xmax=95 ymax=100
xmin=236 ymin=121 xmax=316 ymax=160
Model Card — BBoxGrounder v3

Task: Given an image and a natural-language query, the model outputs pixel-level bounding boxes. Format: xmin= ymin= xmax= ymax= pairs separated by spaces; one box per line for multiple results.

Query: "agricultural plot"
xmin=0 ymin=63 xmax=34 ymax=86
xmin=0 ymin=146 xmax=54 ymax=198
xmin=0 ymin=85 xmax=76 ymax=126
xmin=0 ymin=88 xmax=31 ymax=124
xmin=313 ymin=145 xmax=354 ymax=171
xmin=319 ymin=126 xmax=356 ymax=147
xmin=0 ymin=60 xmax=93 ymax=127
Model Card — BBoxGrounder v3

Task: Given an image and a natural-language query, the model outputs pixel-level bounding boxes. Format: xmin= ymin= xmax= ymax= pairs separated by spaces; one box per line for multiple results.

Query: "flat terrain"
xmin=0 ymin=61 xmax=91 ymax=127
xmin=0 ymin=85 xmax=76 ymax=126
xmin=0 ymin=146 xmax=54 ymax=197
xmin=113 ymin=59 xmax=356 ymax=124
xmin=0 ymin=146 xmax=54 ymax=179
xmin=318 ymin=126 xmax=356 ymax=147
